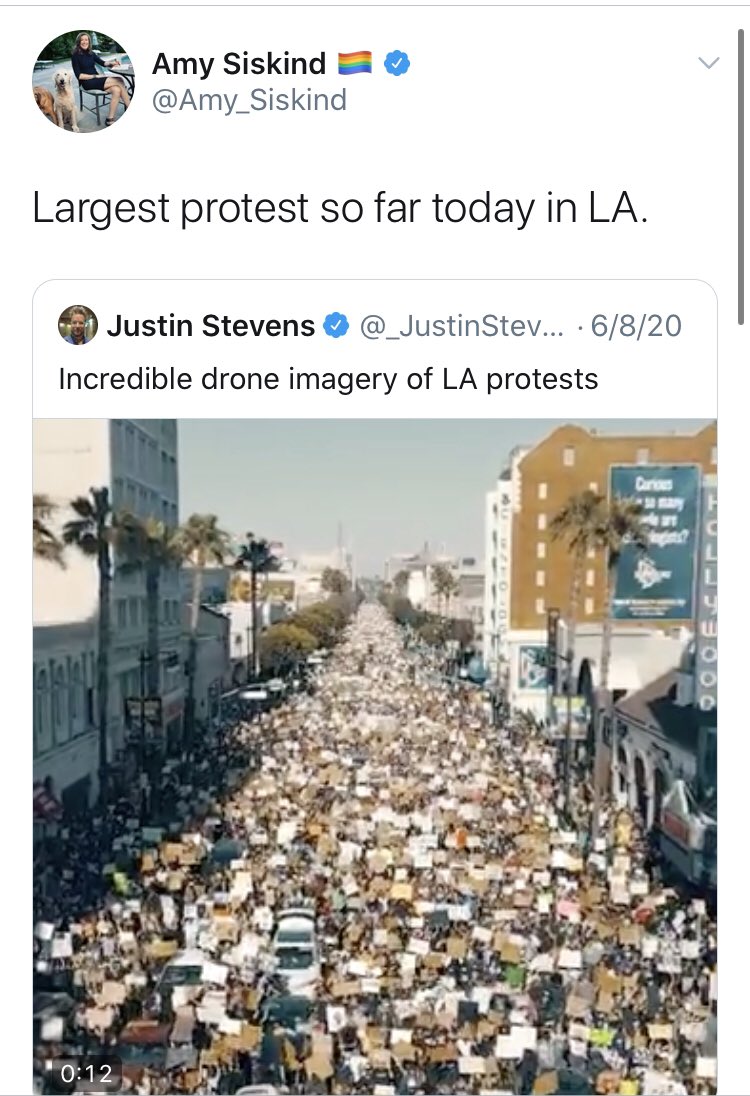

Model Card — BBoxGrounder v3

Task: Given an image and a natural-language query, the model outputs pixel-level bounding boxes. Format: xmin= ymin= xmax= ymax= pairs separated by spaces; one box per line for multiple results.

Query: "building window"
xmin=587 ymin=547 xmax=596 ymax=560
xmin=173 ymin=600 xmax=180 ymax=623
xmin=589 ymin=482 xmax=598 ymax=492
xmin=69 ymin=666 xmax=79 ymax=719
xmin=537 ymin=542 xmax=546 ymax=560
xmin=34 ymin=669 xmax=50 ymax=756
xmin=125 ymin=424 xmax=135 ymax=466
xmin=536 ymin=570 xmax=545 ymax=587
xmin=586 ymin=569 xmax=595 ymax=587
xmin=52 ymin=666 xmax=67 ymax=738
xmin=117 ymin=599 xmax=127 ymax=629
xmin=538 ymin=482 xmax=548 ymax=500
xmin=585 ymin=597 xmax=594 ymax=615
xmin=126 ymin=481 xmax=137 ymax=511
xmin=636 ymin=447 xmax=650 ymax=464
xmin=563 ymin=446 xmax=575 ymax=467
xmin=535 ymin=597 xmax=545 ymax=615
xmin=710 ymin=445 xmax=717 ymax=466
xmin=128 ymin=597 xmax=139 ymax=627
xmin=163 ymin=599 xmax=170 ymax=624
xmin=70 ymin=663 xmax=85 ymax=734
xmin=537 ymin=514 xmax=547 ymax=531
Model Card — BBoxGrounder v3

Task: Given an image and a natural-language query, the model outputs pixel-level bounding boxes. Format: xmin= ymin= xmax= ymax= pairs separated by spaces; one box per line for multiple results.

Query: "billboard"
xmin=693 ymin=475 xmax=718 ymax=714
xmin=517 ymin=645 xmax=547 ymax=690
xmin=609 ymin=464 xmax=701 ymax=620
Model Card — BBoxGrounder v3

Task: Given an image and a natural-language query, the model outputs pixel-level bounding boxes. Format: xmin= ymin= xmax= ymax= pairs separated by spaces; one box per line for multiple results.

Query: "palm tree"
xmin=33 ymin=494 xmax=64 ymax=566
xmin=597 ymin=496 xmax=650 ymax=816
xmin=551 ymin=489 xmax=605 ymax=666
xmin=431 ymin=564 xmax=458 ymax=618
xmin=63 ymin=487 xmax=115 ymax=805
xmin=116 ymin=514 xmax=183 ymax=697
xmin=175 ymin=514 xmax=230 ymax=753
xmin=234 ymin=534 xmax=281 ymax=679
xmin=551 ymin=489 xmax=607 ymax=815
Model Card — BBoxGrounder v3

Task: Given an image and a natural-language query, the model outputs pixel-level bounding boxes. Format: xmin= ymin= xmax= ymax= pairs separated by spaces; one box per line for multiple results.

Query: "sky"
xmin=178 ymin=420 xmax=710 ymax=574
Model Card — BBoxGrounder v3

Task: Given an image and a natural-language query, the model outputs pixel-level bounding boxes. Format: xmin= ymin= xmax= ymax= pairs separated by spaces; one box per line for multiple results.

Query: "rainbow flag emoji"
xmin=338 ymin=50 xmax=372 ymax=75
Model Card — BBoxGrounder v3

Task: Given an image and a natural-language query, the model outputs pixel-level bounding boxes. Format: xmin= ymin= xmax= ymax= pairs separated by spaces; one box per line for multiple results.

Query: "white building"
xmin=33 ymin=419 xmax=182 ymax=804
xmin=217 ymin=600 xmax=290 ymax=681
xmin=189 ymin=606 xmax=231 ymax=725
xmin=33 ymin=622 xmax=98 ymax=814
xmin=291 ymin=550 xmax=351 ymax=608
xmin=454 ymin=558 xmax=484 ymax=630
xmin=483 ymin=454 xmax=526 ymax=685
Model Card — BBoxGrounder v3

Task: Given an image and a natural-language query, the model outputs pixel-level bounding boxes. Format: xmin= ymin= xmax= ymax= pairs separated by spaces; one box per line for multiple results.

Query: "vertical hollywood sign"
xmin=694 ymin=478 xmax=718 ymax=713
xmin=496 ymin=491 xmax=511 ymax=659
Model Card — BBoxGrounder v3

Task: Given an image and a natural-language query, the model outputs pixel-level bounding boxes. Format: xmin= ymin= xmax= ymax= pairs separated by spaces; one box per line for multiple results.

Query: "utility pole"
xmin=337 ymin=521 xmax=344 ymax=572
xmin=564 ymin=646 xmax=574 ymax=820
xmin=138 ymin=650 xmax=149 ymax=822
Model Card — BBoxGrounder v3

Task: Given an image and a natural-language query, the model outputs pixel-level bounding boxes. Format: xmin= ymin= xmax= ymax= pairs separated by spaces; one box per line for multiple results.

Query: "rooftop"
xmin=615 ymin=669 xmax=715 ymax=752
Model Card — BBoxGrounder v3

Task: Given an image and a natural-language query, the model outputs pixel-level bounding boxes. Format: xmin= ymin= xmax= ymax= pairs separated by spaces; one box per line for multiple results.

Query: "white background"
xmin=3 ymin=3 xmax=743 ymax=1093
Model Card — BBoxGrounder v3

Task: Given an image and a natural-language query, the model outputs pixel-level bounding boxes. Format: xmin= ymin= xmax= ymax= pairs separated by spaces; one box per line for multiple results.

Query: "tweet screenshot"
xmin=13 ymin=3 xmax=737 ymax=1095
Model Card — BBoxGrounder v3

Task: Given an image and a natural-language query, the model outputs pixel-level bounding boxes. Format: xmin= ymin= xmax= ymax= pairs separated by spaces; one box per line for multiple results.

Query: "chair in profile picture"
xmin=78 ymin=82 xmax=110 ymax=127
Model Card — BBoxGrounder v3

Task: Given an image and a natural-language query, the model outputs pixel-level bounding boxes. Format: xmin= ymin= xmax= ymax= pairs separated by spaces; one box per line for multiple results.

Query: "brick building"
xmin=483 ymin=422 xmax=717 ymax=713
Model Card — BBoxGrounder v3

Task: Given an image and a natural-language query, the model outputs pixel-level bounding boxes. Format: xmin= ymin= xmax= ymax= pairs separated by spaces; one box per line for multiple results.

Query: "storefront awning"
xmin=33 ymin=783 xmax=63 ymax=821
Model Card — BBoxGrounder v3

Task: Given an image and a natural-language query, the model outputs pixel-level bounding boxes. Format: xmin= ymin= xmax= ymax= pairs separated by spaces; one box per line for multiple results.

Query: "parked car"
xmin=271 ymin=908 xmax=320 ymax=997
xmin=234 ymin=1088 xmax=280 ymax=1096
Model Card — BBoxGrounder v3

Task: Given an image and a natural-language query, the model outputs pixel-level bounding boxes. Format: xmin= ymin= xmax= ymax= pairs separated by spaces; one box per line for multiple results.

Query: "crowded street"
xmin=33 ymin=605 xmax=717 ymax=1095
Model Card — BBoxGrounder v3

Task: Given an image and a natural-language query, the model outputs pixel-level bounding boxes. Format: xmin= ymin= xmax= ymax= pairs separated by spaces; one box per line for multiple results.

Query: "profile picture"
xmin=58 ymin=305 xmax=98 ymax=345
xmin=33 ymin=30 xmax=134 ymax=132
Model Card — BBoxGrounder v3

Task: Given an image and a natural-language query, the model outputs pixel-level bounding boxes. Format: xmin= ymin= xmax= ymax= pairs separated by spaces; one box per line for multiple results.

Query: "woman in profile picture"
xmin=71 ymin=31 xmax=131 ymax=126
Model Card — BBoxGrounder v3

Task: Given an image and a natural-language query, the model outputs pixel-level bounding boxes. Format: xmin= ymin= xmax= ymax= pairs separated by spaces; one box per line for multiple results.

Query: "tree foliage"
xmin=321 ymin=567 xmax=350 ymax=595
xmin=260 ymin=622 xmax=317 ymax=673
xmin=33 ymin=494 xmax=64 ymax=566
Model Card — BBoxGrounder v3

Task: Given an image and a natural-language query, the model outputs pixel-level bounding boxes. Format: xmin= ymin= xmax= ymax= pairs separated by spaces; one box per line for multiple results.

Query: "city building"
xmin=217 ymin=599 xmax=291 ymax=682
xmin=608 ymin=473 xmax=717 ymax=888
xmin=33 ymin=419 xmax=181 ymax=804
xmin=187 ymin=605 xmax=231 ymax=726
xmin=483 ymin=423 xmax=717 ymax=710
xmin=453 ymin=557 xmax=485 ymax=631
xmin=33 ymin=621 xmax=97 ymax=817
xmin=385 ymin=549 xmax=481 ymax=624
xmin=179 ymin=563 xmax=232 ymax=607
xmin=290 ymin=549 xmax=353 ymax=608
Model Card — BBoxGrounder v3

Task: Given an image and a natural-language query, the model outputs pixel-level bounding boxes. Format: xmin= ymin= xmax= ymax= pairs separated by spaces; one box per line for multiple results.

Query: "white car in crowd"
xmin=271 ymin=908 xmax=320 ymax=997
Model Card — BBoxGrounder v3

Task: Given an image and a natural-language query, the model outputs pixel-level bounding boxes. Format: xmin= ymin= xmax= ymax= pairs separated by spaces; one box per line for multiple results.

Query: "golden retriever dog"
xmin=53 ymin=70 xmax=79 ymax=132
xmin=34 ymin=86 xmax=59 ymax=126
